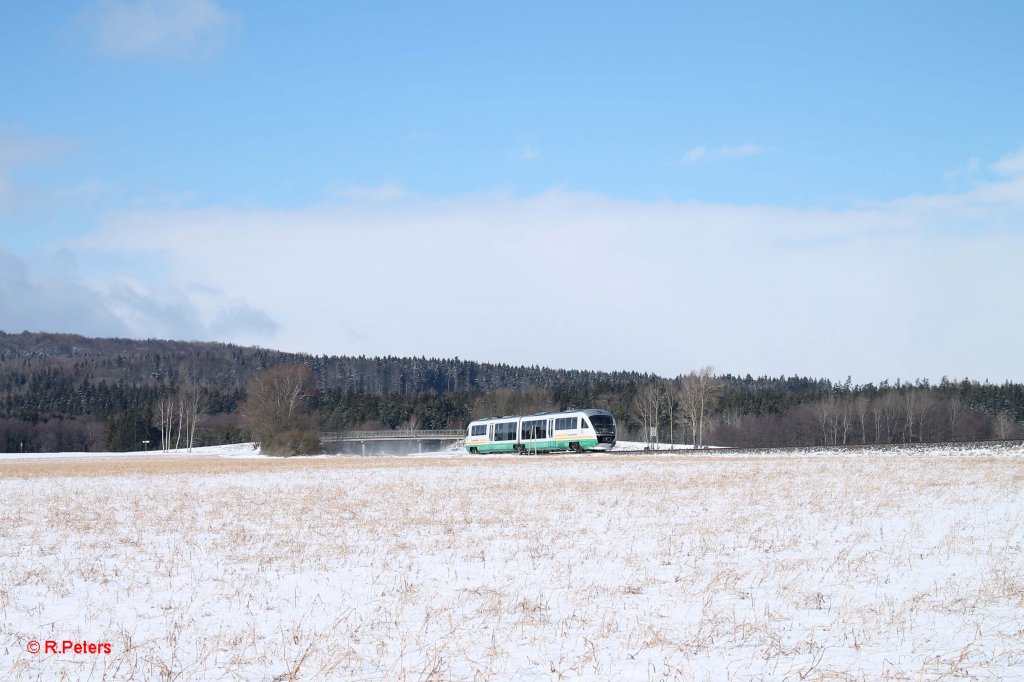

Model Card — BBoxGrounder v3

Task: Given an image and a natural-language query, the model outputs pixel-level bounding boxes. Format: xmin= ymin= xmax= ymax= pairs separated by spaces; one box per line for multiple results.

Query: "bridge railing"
xmin=321 ymin=429 xmax=466 ymax=442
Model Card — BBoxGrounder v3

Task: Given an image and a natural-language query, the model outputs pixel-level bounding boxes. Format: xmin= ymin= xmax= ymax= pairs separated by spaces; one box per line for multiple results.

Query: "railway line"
xmin=551 ymin=438 xmax=1024 ymax=457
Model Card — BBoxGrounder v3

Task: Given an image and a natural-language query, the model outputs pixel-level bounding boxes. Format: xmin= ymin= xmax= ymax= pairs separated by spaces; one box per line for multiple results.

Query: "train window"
xmin=471 ymin=425 xmax=487 ymax=436
xmin=521 ymin=419 xmax=547 ymax=439
xmin=554 ymin=417 xmax=579 ymax=430
xmin=580 ymin=418 xmax=590 ymax=429
xmin=493 ymin=422 xmax=511 ymax=440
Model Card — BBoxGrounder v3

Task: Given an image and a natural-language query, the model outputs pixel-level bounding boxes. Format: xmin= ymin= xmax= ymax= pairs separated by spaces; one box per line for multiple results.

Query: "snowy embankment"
xmin=613 ymin=439 xmax=1024 ymax=458
xmin=0 ymin=442 xmax=262 ymax=461
xmin=3 ymin=453 xmax=1023 ymax=680
xmin=6 ymin=439 xmax=1021 ymax=462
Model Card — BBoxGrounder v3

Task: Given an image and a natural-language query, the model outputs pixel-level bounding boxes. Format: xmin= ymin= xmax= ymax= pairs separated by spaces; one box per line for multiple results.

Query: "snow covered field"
xmin=3 ymin=448 xmax=1023 ymax=680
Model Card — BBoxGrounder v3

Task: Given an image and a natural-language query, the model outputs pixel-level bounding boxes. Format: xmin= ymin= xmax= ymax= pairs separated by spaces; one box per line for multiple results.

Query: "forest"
xmin=1 ymin=331 xmax=1021 ymax=452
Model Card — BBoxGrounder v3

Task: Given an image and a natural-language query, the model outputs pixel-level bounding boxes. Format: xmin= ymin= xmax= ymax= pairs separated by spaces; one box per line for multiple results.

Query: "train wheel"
xmin=469 ymin=447 xmax=478 ymax=454
xmin=514 ymin=444 xmax=526 ymax=454
xmin=570 ymin=442 xmax=582 ymax=453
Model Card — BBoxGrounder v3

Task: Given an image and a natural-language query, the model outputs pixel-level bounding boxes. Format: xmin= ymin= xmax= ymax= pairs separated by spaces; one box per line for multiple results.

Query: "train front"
xmin=587 ymin=410 xmax=617 ymax=450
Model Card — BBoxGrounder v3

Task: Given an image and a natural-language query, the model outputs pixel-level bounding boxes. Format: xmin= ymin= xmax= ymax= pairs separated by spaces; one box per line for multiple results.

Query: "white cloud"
xmin=680 ymin=143 xmax=765 ymax=165
xmin=84 ymin=0 xmax=231 ymax=59
xmin=719 ymin=143 xmax=765 ymax=158
xmin=328 ymin=184 xmax=409 ymax=203
xmin=993 ymin=146 xmax=1024 ymax=176
xmin=944 ymin=157 xmax=981 ymax=181
xmin=681 ymin=146 xmax=707 ymax=164
xmin=0 ymin=248 xmax=124 ymax=337
xmin=54 ymin=179 xmax=110 ymax=200
xmin=0 ymin=133 xmax=73 ymax=212
xmin=71 ymin=170 xmax=1024 ymax=383
xmin=513 ymin=146 xmax=541 ymax=161
xmin=0 ymin=247 xmax=278 ymax=344
xmin=0 ymin=134 xmax=69 ymax=170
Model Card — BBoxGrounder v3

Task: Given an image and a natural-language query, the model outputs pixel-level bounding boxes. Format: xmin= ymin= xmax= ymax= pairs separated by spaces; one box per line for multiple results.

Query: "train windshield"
xmin=588 ymin=414 xmax=615 ymax=434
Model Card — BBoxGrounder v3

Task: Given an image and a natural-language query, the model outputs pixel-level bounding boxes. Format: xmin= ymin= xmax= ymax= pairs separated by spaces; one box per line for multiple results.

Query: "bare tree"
xmin=854 ymin=395 xmax=871 ymax=444
xmin=992 ymin=411 xmax=1016 ymax=440
xmin=813 ymin=392 xmax=853 ymax=445
xmin=903 ymin=389 xmax=933 ymax=442
xmin=242 ymin=364 xmax=320 ymax=456
xmin=631 ymin=381 xmax=663 ymax=447
xmin=180 ymin=382 xmax=207 ymax=452
xmin=676 ymin=381 xmax=697 ymax=446
xmin=837 ymin=394 xmax=854 ymax=445
xmin=155 ymin=395 xmax=177 ymax=452
xmin=876 ymin=392 xmax=902 ymax=443
xmin=814 ymin=393 xmax=838 ymax=445
xmin=947 ymin=394 xmax=965 ymax=441
xmin=175 ymin=398 xmax=184 ymax=450
xmin=679 ymin=367 xmax=722 ymax=448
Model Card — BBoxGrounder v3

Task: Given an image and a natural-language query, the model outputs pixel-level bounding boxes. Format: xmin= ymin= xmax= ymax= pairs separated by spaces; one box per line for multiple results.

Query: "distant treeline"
xmin=0 ymin=331 xmax=1021 ymax=452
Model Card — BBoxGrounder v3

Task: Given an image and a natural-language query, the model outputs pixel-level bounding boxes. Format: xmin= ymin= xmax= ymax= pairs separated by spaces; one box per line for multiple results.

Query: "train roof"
xmin=468 ymin=408 xmax=613 ymax=424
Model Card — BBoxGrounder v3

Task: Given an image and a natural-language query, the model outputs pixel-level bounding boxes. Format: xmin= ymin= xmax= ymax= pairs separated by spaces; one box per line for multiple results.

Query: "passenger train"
xmin=465 ymin=408 xmax=616 ymax=454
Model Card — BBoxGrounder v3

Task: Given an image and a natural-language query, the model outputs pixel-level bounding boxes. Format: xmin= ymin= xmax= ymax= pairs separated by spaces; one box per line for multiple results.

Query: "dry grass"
xmin=2 ymin=452 xmax=1023 ymax=680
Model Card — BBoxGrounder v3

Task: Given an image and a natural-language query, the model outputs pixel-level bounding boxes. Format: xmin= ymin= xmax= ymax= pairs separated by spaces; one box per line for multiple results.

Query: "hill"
xmin=1 ymin=331 xmax=1021 ymax=452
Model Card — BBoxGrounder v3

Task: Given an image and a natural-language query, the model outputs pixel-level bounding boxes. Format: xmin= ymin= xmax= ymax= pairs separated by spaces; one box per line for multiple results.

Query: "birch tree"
xmin=155 ymin=395 xmax=177 ymax=452
xmin=903 ymin=389 xmax=933 ymax=442
xmin=814 ymin=392 xmax=838 ymax=445
xmin=876 ymin=392 xmax=902 ymax=443
xmin=947 ymin=394 xmax=965 ymax=441
xmin=180 ymin=382 xmax=207 ymax=452
xmin=854 ymin=395 xmax=871 ymax=444
xmin=992 ymin=411 xmax=1016 ymax=440
xmin=631 ymin=381 xmax=663 ymax=447
xmin=679 ymin=366 xmax=722 ymax=448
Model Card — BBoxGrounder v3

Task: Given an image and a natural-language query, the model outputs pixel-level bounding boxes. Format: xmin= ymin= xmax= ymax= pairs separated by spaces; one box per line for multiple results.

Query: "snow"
xmin=0 ymin=442 xmax=262 ymax=461
xmin=612 ymin=440 xmax=710 ymax=451
xmin=3 ymin=447 xmax=1024 ymax=679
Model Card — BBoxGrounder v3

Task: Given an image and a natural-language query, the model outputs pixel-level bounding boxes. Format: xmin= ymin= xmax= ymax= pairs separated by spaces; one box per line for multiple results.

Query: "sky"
xmin=1 ymin=1 xmax=1023 ymax=384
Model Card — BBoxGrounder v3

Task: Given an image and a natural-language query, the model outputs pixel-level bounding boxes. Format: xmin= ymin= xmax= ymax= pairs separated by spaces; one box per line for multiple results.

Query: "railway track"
xmin=542 ymin=439 xmax=1024 ymax=457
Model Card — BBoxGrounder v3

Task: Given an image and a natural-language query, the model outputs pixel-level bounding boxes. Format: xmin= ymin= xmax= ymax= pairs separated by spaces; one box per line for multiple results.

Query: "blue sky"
xmin=2 ymin=1 xmax=1024 ymax=382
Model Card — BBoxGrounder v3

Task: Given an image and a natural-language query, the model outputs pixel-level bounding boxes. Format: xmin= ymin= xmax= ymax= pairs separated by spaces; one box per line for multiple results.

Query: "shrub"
xmin=261 ymin=428 xmax=321 ymax=457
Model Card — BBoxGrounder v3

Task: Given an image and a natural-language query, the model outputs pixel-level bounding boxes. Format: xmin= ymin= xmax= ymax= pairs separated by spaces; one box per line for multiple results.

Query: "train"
xmin=464 ymin=408 xmax=616 ymax=454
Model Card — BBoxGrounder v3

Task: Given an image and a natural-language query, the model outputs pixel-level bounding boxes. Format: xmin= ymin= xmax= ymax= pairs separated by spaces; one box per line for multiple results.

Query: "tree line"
xmin=627 ymin=372 xmax=1023 ymax=448
xmin=0 ymin=332 xmax=1021 ymax=453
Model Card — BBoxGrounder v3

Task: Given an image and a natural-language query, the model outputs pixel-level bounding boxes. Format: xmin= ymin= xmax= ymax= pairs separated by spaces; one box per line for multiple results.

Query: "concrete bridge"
xmin=321 ymin=429 xmax=465 ymax=455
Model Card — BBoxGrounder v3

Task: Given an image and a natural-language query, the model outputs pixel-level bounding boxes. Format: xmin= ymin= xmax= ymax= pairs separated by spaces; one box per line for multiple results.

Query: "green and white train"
xmin=464 ymin=408 xmax=616 ymax=454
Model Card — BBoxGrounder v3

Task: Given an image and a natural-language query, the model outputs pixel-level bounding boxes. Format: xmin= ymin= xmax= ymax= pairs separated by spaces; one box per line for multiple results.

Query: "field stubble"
xmin=2 ymin=453 xmax=1023 ymax=680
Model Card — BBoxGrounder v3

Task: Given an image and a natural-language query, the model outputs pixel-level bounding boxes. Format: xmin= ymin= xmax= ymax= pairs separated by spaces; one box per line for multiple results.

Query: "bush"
xmin=261 ymin=428 xmax=321 ymax=457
